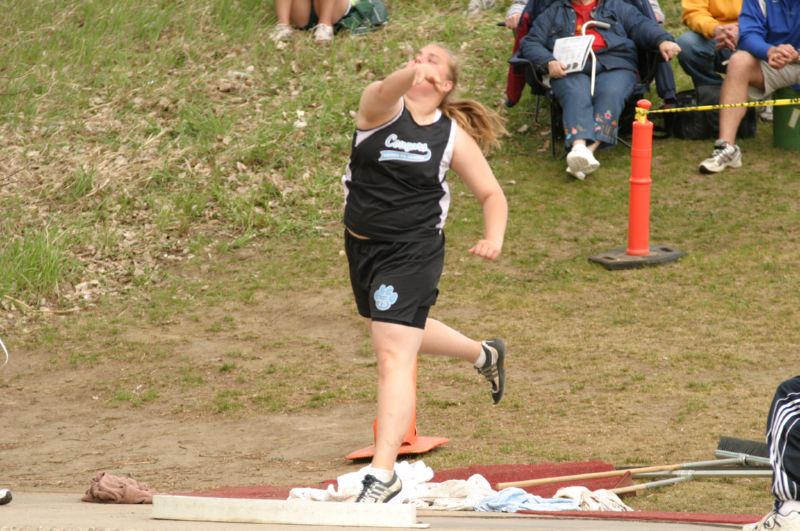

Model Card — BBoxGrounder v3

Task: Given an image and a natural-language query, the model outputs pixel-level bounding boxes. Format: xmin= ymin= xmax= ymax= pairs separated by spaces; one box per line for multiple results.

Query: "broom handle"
xmin=495 ymin=464 xmax=682 ymax=489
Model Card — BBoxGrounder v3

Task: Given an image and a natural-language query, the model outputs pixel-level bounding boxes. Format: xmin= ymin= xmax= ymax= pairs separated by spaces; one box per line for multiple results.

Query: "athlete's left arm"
xmin=450 ymin=129 xmax=508 ymax=261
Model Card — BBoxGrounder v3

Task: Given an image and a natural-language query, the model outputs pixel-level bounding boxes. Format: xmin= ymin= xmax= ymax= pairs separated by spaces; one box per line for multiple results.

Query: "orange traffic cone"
xmin=346 ymin=361 xmax=448 ymax=460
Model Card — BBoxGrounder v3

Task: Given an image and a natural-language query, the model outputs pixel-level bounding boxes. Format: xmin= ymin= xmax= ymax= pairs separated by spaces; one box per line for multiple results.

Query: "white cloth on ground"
xmin=474 ymin=487 xmax=581 ymax=512
xmin=287 ymin=460 xmax=633 ymax=512
xmin=555 ymin=486 xmax=633 ymax=511
xmin=413 ymin=474 xmax=496 ymax=511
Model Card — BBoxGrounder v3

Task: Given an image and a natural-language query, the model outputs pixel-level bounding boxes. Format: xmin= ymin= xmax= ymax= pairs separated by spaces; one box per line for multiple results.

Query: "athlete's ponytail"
xmin=442 ymin=99 xmax=507 ymax=154
xmin=436 ymin=45 xmax=508 ymax=154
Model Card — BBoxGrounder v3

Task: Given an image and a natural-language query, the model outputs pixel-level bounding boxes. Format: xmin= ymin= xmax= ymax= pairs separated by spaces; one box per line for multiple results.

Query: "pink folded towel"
xmin=82 ymin=471 xmax=154 ymax=504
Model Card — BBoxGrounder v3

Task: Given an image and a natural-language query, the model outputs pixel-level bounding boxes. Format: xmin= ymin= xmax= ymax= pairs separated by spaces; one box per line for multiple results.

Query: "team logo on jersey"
xmin=373 ymin=284 xmax=399 ymax=311
xmin=378 ymin=133 xmax=432 ymax=163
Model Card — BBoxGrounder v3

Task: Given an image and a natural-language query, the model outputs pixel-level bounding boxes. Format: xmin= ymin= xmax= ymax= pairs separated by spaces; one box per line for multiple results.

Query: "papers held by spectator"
xmin=553 ymin=35 xmax=595 ymax=73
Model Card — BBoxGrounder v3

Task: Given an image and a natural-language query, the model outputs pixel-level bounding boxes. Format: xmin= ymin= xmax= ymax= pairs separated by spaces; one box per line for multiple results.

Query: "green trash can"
xmin=772 ymin=87 xmax=800 ymax=150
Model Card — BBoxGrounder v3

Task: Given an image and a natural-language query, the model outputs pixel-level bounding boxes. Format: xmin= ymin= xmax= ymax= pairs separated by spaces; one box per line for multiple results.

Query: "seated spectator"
xmin=269 ymin=0 xmax=352 ymax=44
xmin=697 ymin=0 xmax=800 ymax=174
xmin=507 ymin=0 xmax=663 ymax=30
xmin=519 ymin=0 xmax=680 ymax=179
xmin=744 ymin=376 xmax=800 ymax=531
xmin=677 ymin=0 xmax=741 ymax=88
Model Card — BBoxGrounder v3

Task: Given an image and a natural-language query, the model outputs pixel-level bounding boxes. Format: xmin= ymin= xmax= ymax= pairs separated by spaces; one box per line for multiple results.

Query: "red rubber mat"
xmin=181 ymin=460 xmax=761 ymax=525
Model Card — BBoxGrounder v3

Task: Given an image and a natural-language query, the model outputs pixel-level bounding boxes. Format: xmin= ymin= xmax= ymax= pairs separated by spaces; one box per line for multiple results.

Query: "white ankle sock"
xmin=368 ymin=467 xmax=393 ymax=482
xmin=473 ymin=343 xmax=487 ymax=368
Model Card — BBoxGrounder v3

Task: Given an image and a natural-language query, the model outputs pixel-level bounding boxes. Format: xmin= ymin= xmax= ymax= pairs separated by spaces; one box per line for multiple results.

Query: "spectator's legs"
xmin=275 ymin=0 xmax=313 ymax=28
xmin=767 ymin=376 xmax=800 ymax=512
xmin=551 ymin=73 xmax=595 ymax=148
xmin=677 ymin=31 xmax=725 ymax=87
xmin=719 ymin=51 xmax=765 ymax=145
xmin=274 ymin=0 xmax=291 ymax=25
xmin=312 ymin=0 xmax=352 ymax=26
xmin=590 ymin=69 xmax=636 ymax=146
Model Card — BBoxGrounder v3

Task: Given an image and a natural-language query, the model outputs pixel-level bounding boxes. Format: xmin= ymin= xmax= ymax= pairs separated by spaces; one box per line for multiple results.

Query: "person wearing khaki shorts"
xmin=748 ymin=61 xmax=800 ymax=100
xmin=697 ymin=0 xmax=800 ymax=174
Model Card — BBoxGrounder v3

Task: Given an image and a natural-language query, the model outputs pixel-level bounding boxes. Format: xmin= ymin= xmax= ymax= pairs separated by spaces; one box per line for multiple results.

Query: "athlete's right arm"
xmin=356 ymin=63 xmax=444 ymax=129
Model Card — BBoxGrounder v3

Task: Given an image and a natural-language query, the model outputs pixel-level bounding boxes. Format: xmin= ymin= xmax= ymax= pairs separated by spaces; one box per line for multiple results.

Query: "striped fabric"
xmin=767 ymin=376 xmax=800 ymax=506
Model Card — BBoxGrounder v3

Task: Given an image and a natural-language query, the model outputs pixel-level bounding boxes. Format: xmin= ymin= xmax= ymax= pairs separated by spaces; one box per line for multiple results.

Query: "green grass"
xmin=0 ymin=227 xmax=78 ymax=304
xmin=2 ymin=0 xmax=796 ymax=516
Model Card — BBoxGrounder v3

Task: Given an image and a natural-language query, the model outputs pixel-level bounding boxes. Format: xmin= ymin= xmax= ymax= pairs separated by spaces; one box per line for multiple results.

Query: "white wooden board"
xmin=152 ymin=495 xmax=429 ymax=528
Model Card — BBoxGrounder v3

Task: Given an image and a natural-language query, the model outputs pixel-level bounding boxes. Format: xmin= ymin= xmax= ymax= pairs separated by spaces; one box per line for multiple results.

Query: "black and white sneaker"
xmin=477 ymin=339 xmax=506 ymax=404
xmin=355 ymin=472 xmax=402 ymax=503
xmin=0 ymin=489 xmax=11 ymax=505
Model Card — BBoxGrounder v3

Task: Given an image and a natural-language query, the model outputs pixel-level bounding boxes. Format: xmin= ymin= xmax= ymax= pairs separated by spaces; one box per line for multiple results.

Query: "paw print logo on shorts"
xmin=373 ymin=284 xmax=398 ymax=311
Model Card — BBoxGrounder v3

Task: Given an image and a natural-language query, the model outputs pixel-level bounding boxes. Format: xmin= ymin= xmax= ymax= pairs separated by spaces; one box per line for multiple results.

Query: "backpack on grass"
xmin=337 ymin=0 xmax=388 ymax=35
xmin=664 ymin=85 xmax=757 ymax=140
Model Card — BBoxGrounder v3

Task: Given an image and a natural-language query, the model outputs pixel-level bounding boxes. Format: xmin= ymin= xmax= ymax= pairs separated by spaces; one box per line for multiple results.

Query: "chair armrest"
xmin=509 ymin=53 xmax=550 ymax=94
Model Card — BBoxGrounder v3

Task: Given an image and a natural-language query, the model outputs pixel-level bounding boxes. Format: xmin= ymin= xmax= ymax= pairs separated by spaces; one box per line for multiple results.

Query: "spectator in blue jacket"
xmin=519 ymin=0 xmax=679 ymax=179
xmin=698 ymin=0 xmax=800 ymax=174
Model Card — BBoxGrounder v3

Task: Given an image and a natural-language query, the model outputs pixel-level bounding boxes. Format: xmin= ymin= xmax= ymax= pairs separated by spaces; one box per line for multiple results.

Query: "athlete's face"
xmin=408 ymin=45 xmax=454 ymax=93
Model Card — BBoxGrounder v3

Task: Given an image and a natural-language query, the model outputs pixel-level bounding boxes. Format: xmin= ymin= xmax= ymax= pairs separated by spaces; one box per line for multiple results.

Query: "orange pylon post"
xmin=626 ymin=99 xmax=653 ymax=256
xmin=346 ymin=359 xmax=448 ymax=460
xmin=588 ymin=99 xmax=684 ymax=270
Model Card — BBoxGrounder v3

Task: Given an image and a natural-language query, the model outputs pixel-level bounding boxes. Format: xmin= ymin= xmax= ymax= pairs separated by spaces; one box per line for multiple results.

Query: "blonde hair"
xmin=435 ymin=44 xmax=508 ymax=154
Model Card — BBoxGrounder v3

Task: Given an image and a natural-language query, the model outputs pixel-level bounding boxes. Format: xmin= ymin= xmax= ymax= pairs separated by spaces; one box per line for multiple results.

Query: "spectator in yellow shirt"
xmin=677 ymin=0 xmax=742 ymax=87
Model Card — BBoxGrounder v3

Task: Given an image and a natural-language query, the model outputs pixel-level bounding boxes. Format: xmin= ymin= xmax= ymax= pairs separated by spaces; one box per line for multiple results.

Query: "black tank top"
xmin=343 ymin=103 xmax=457 ymax=241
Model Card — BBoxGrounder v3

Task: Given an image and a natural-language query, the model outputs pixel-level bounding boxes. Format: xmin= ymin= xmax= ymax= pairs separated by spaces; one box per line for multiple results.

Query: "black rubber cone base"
xmin=589 ymin=245 xmax=685 ymax=270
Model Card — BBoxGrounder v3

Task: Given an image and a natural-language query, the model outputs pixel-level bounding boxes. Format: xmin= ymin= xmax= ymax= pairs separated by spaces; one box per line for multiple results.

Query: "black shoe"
xmin=0 ymin=489 xmax=11 ymax=505
xmin=477 ymin=339 xmax=506 ymax=404
xmin=355 ymin=472 xmax=402 ymax=503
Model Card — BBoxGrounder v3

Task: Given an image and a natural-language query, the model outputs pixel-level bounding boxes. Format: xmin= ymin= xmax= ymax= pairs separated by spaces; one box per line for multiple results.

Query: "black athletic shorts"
xmin=344 ymin=230 xmax=444 ymax=329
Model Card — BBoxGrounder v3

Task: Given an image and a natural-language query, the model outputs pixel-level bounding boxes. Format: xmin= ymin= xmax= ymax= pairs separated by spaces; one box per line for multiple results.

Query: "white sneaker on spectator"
xmin=566 ymin=143 xmax=600 ymax=178
xmin=760 ymin=106 xmax=774 ymax=122
xmin=698 ymin=140 xmax=741 ymax=174
xmin=269 ymin=23 xmax=293 ymax=42
xmin=565 ymin=166 xmax=586 ymax=180
xmin=743 ymin=507 xmax=800 ymax=531
xmin=313 ymin=24 xmax=334 ymax=43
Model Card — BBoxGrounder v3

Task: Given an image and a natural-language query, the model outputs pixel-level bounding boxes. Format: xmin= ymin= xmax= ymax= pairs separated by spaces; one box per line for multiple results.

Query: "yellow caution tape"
xmin=642 ymin=97 xmax=800 ymax=116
